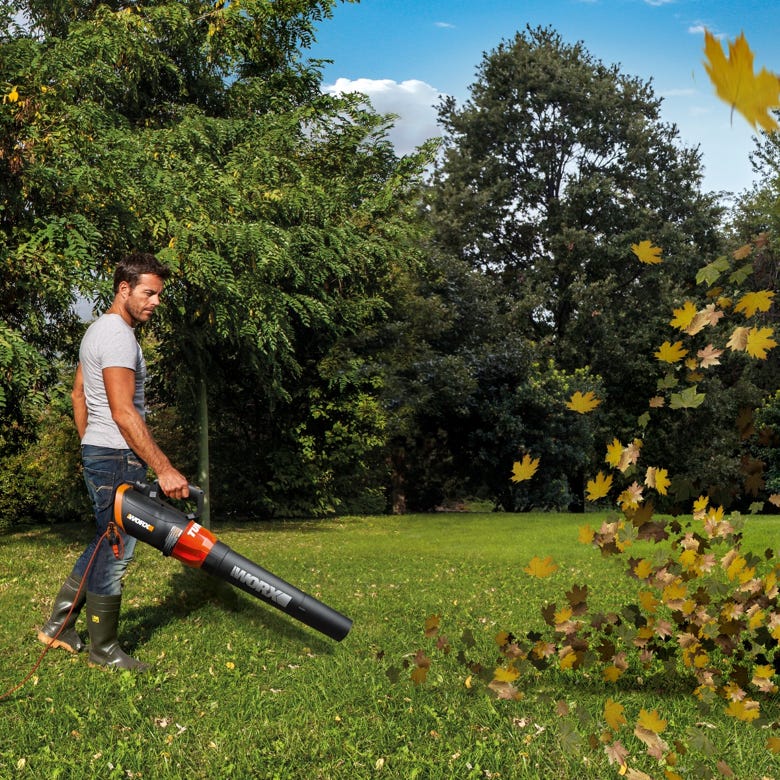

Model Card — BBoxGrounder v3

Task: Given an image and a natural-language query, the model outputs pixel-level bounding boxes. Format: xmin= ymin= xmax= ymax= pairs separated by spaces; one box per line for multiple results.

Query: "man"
xmin=37 ymin=252 xmax=189 ymax=670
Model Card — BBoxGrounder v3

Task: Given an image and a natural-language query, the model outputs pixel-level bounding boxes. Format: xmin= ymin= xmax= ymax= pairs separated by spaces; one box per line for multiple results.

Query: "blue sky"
xmin=308 ymin=0 xmax=780 ymax=196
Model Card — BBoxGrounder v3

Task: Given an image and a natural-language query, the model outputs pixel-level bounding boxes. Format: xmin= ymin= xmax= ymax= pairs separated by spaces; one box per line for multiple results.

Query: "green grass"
xmin=1 ymin=512 xmax=777 ymax=779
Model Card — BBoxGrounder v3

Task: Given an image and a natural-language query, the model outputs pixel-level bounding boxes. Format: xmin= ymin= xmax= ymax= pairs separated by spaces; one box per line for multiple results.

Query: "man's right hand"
xmin=157 ymin=467 xmax=190 ymax=500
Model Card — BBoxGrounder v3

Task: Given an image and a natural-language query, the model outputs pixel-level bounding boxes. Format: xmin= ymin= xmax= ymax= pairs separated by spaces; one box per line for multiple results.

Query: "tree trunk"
xmin=197 ymin=374 xmax=211 ymax=529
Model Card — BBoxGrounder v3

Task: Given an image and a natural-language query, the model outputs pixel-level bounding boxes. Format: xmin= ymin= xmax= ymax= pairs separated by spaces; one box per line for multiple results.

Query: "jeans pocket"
xmin=83 ymin=462 xmax=116 ymax=513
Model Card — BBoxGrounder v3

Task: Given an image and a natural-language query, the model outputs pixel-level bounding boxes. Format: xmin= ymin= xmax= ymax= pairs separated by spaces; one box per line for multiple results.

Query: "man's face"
xmin=122 ymin=273 xmax=164 ymax=326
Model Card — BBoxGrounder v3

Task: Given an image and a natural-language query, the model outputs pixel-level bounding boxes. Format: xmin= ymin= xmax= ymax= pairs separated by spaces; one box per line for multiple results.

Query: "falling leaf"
xmin=511 ymin=453 xmax=540 ymax=483
xmin=670 ymin=301 xmax=698 ymax=331
xmin=768 ymin=736 xmax=780 ymax=754
xmin=578 ymin=523 xmax=595 ymax=544
xmin=648 ymin=396 xmax=665 ymax=408
xmin=655 ymin=341 xmax=688 ymax=363
xmin=745 ymin=326 xmax=777 ymax=359
xmin=727 ymin=326 xmax=750 ymax=351
xmin=703 ymin=29 xmax=780 ymax=131
xmin=724 ymin=698 xmax=760 ymax=722
xmin=618 ymin=482 xmax=643 ymax=510
xmin=697 ymin=344 xmax=723 ymax=368
xmin=769 ymin=494 xmax=780 ymax=508
xmin=637 ymin=708 xmax=667 ymax=734
xmin=618 ymin=439 xmax=643 ymax=472
xmin=669 ymin=386 xmax=706 ymax=409
xmin=524 ymin=555 xmax=558 ymax=578
xmin=586 ymin=471 xmax=613 ymax=501
xmin=644 ymin=467 xmax=670 ymax=495
xmin=631 ymin=240 xmax=663 ymax=264
xmin=604 ymin=740 xmax=629 ymax=767
xmin=492 ymin=665 xmax=520 ymax=683
xmin=604 ymin=698 xmax=627 ymax=731
xmin=566 ymin=390 xmax=601 ymax=414
xmin=734 ymin=289 xmax=775 ymax=317
xmin=605 ymin=438 xmax=624 ymax=468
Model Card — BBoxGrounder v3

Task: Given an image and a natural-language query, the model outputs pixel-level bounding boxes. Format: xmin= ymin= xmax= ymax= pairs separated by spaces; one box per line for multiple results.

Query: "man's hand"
xmin=156 ymin=467 xmax=190 ymax=500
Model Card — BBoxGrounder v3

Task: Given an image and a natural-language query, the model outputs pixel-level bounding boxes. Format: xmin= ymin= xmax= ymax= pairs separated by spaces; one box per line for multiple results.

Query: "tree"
xmin=1 ymin=0 xmax=435 ymax=523
xmin=428 ymin=26 xmax=724 ymax=456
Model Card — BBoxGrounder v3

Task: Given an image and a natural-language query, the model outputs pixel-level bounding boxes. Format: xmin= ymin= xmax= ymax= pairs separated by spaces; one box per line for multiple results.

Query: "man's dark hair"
xmin=113 ymin=252 xmax=172 ymax=294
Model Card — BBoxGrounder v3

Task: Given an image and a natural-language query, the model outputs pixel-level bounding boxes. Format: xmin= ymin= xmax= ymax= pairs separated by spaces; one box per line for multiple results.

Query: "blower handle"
xmin=133 ymin=480 xmax=205 ymax=521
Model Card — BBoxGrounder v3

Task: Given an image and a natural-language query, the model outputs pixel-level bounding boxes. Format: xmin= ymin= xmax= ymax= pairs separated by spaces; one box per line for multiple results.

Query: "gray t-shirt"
xmin=80 ymin=313 xmax=146 ymax=449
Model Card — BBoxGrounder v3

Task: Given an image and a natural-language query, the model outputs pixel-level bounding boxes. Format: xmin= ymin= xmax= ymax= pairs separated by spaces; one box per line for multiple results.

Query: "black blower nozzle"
xmin=113 ymin=482 xmax=352 ymax=641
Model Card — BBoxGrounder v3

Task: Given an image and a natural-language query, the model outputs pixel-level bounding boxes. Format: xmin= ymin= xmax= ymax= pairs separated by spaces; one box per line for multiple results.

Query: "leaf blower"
xmin=113 ymin=482 xmax=352 ymax=641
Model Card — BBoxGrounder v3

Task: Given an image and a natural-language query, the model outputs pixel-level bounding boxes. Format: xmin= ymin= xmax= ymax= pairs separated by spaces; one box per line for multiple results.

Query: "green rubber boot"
xmin=86 ymin=592 xmax=148 ymax=671
xmin=37 ymin=573 xmax=86 ymax=653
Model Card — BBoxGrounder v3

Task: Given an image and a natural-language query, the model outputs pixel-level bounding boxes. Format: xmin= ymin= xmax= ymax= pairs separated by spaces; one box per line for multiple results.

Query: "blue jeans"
xmin=71 ymin=446 xmax=147 ymax=595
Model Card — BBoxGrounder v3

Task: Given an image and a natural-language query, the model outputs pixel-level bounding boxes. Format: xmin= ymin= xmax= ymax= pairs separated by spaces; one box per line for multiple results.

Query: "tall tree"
xmin=1 ymin=0 xmax=434 ymax=520
xmin=429 ymin=26 xmax=724 ymax=448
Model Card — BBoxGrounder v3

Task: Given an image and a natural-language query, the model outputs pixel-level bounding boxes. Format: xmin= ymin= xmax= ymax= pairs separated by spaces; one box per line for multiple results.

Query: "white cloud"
xmin=324 ymin=78 xmax=445 ymax=156
xmin=434 ymin=21 xmax=455 ymax=29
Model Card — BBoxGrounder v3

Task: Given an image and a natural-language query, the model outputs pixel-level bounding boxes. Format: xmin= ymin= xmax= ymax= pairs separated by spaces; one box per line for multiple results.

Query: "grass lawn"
xmin=1 ymin=511 xmax=778 ymax=779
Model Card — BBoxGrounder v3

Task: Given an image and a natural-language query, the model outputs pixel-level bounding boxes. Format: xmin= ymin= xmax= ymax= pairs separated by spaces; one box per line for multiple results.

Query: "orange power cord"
xmin=1 ymin=523 xmax=124 ymax=701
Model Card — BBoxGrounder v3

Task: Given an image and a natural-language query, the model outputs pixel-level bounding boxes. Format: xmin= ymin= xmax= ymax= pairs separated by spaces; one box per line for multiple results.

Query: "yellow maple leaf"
xmin=586 ymin=471 xmax=613 ymax=501
xmin=670 ymin=301 xmax=698 ymax=331
xmin=603 ymin=665 xmax=623 ymax=683
xmin=644 ymin=467 xmax=670 ymax=495
xmin=524 ymin=555 xmax=558 ymax=578
xmin=618 ymin=481 xmax=643 ymax=510
xmin=637 ymin=708 xmax=667 ymax=734
xmin=605 ymin=438 xmax=624 ymax=468
xmin=633 ymin=559 xmax=654 ymax=579
xmin=745 ymin=326 xmax=777 ymax=359
xmin=559 ymin=649 xmax=578 ymax=670
xmin=492 ymin=665 xmax=520 ymax=683
xmin=566 ymin=390 xmax=601 ymax=414
xmin=604 ymin=698 xmax=627 ymax=731
xmin=768 ymin=736 xmax=780 ymax=754
xmin=510 ymin=453 xmax=540 ymax=483
xmin=703 ymin=29 xmax=780 ymax=131
xmin=649 ymin=396 xmax=665 ymax=408
xmin=734 ymin=289 xmax=775 ymax=318
xmin=654 ymin=340 xmax=688 ymax=363
xmin=724 ymin=698 xmax=761 ymax=722
xmin=631 ymin=240 xmax=663 ymax=264
xmin=578 ymin=523 xmax=595 ymax=544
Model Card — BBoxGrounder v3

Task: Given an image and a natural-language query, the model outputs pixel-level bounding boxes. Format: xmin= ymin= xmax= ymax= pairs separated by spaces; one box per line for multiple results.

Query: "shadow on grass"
xmin=120 ymin=564 xmax=338 ymax=656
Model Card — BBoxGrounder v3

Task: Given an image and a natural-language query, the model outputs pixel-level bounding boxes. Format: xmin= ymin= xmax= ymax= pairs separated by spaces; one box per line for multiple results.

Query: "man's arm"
xmin=71 ymin=364 xmax=88 ymax=440
xmin=103 ymin=366 xmax=190 ymax=499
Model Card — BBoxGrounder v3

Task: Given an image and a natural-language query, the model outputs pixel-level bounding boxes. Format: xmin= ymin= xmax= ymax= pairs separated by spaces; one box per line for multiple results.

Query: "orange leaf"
xmin=703 ymin=30 xmax=780 ymax=131
xmin=631 ymin=240 xmax=663 ymax=264
xmin=510 ymin=453 xmax=540 ymax=483
xmin=524 ymin=555 xmax=558 ymax=578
